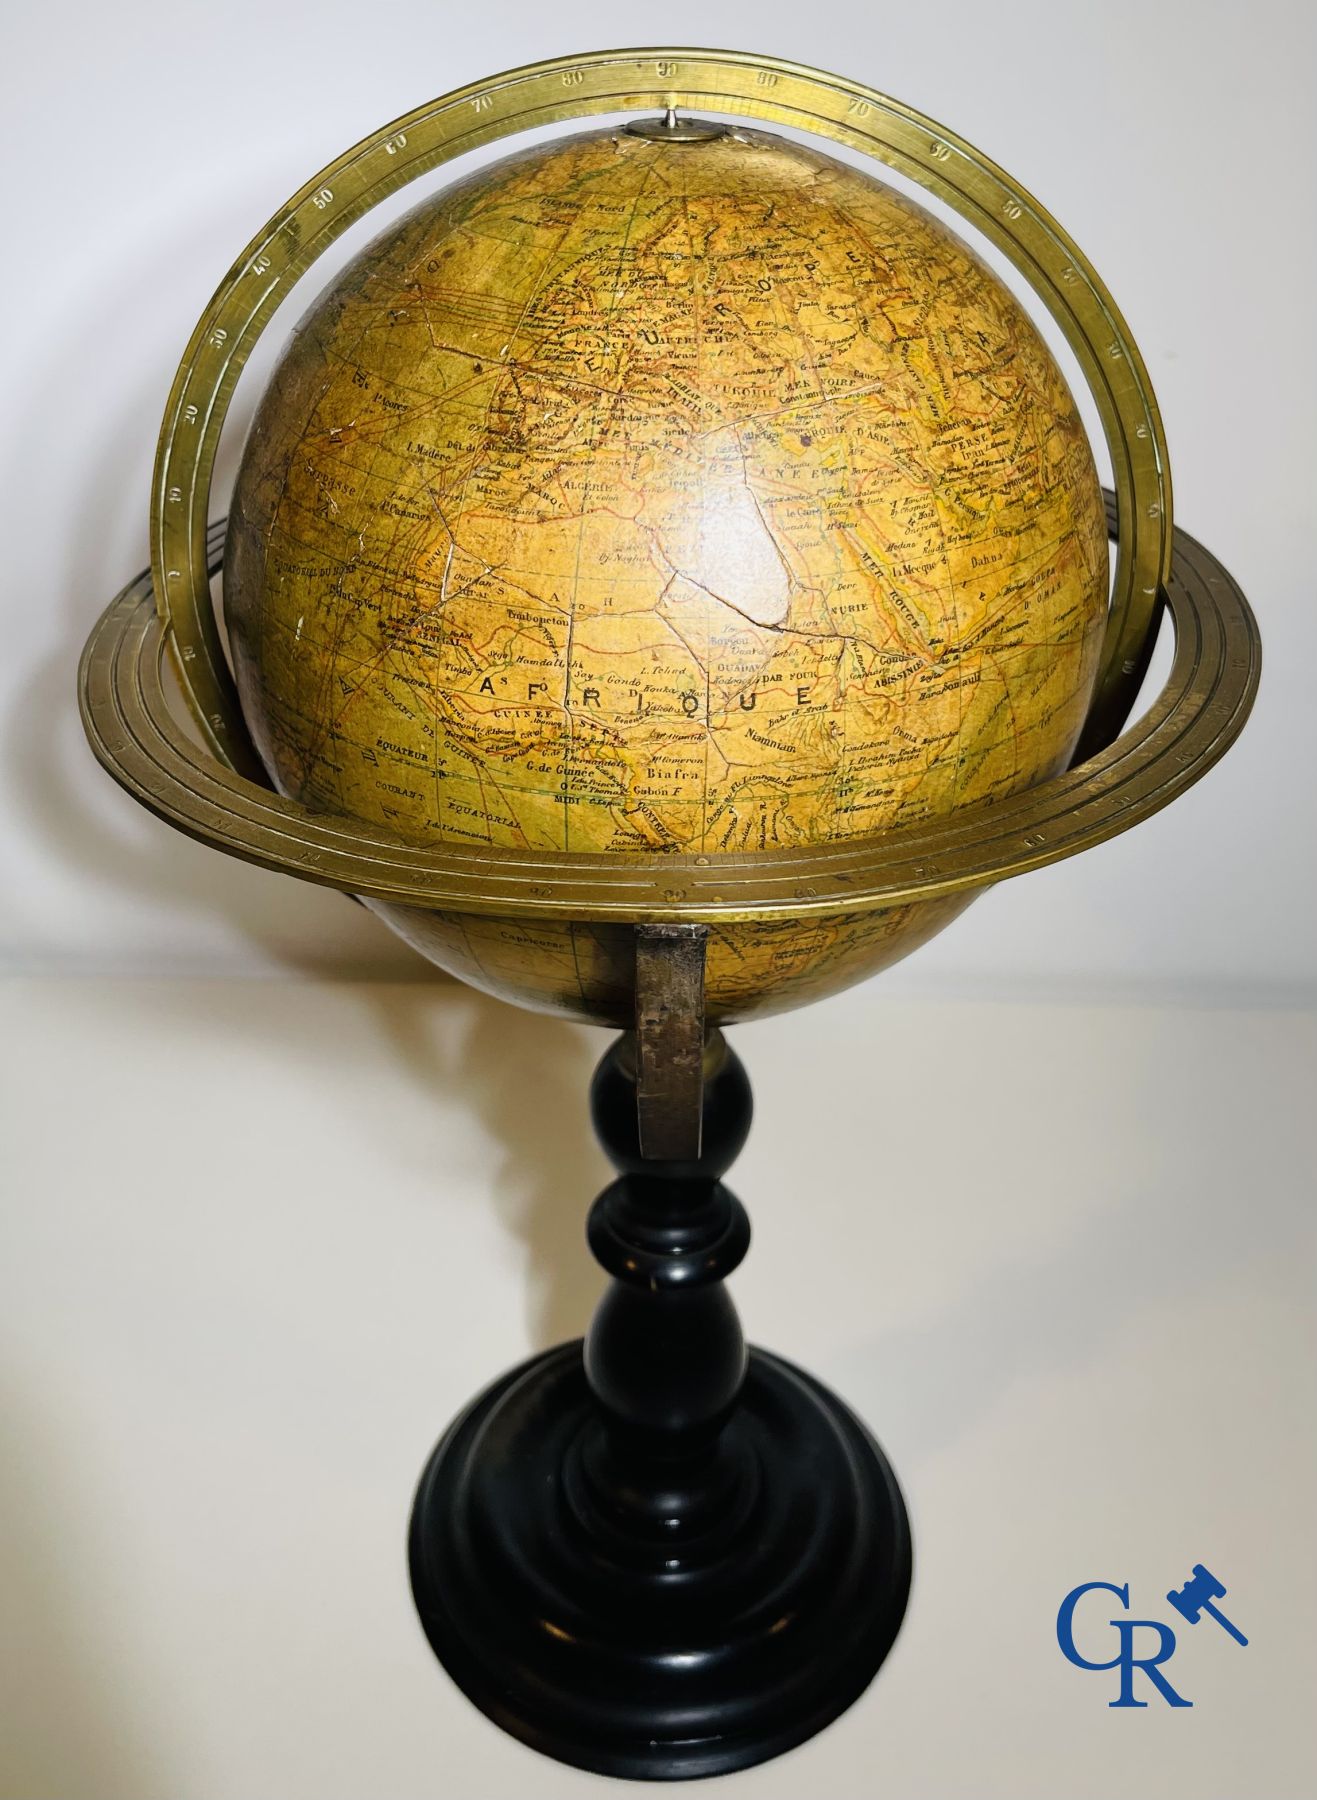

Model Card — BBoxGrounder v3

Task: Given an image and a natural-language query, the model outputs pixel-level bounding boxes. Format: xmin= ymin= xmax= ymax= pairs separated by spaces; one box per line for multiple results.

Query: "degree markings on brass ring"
xmin=82 ymin=518 xmax=1257 ymax=922
xmin=151 ymin=51 xmax=1172 ymax=781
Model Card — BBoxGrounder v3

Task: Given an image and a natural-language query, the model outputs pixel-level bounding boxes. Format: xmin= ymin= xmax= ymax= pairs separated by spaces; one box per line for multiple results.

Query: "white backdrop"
xmin=1 ymin=0 xmax=1313 ymax=998
xmin=3 ymin=12 xmax=1316 ymax=1800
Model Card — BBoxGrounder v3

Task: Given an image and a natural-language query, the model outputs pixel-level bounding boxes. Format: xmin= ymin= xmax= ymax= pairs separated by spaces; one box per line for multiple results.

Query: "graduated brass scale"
xmin=79 ymin=52 xmax=1259 ymax=1781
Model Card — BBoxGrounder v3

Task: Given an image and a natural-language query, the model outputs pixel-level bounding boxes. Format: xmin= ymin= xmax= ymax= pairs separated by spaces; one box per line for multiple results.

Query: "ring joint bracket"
xmin=634 ymin=925 xmax=710 ymax=1162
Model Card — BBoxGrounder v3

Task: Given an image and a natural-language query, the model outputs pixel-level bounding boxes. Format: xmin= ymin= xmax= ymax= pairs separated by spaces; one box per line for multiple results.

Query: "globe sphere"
xmin=225 ymin=122 xmax=1107 ymax=1022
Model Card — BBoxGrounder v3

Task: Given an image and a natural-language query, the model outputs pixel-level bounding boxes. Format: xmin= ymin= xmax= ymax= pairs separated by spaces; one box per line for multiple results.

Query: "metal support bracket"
xmin=634 ymin=924 xmax=709 ymax=1162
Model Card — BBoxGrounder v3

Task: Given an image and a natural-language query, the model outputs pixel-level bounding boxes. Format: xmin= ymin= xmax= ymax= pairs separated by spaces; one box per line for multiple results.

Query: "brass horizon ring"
xmin=79 ymin=502 xmax=1259 ymax=923
xmin=77 ymin=49 xmax=1260 ymax=923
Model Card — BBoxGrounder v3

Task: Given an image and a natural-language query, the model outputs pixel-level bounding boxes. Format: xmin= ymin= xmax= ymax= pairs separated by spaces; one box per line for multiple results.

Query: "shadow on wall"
xmin=44 ymin=967 xmax=609 ymax=1358
xmin=358 ymin=979 xmax=611 ymax=1353
xmin=1 ymin=209 xmax=419 ymax=981
xmin=0 ymin=976 xmax=608 ymax=1800
xmin=0 ymin=218 xmax=622 ymax=1795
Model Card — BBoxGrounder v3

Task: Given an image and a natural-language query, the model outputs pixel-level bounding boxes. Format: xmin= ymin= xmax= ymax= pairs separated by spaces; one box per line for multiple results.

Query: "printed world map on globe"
xmin=224 ymin=122 xmax=1107 ymax=1021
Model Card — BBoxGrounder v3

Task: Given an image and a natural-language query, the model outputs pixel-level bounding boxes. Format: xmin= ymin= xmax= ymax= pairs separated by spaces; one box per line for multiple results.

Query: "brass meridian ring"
xmin=79 ymin=502 xmax=1259 ymax=922
xmin=77 ymin=49 xmax=1260 ymax=921
xmin=151 ymin=48 xmax=1171 ymax=773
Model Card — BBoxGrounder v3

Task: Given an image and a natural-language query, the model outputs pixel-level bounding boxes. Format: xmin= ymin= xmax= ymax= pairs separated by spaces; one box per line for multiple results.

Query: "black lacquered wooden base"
xmin=409 ymin=1339 xmax=911 ymax=1781
xmin=410 ymin=1003 xmax=910 ymax=1780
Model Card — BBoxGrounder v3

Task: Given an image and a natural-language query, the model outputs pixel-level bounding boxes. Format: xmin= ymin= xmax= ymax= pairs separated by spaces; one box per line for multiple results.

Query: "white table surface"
xmin=3 ymin=976 xmax=1314 ymax=1799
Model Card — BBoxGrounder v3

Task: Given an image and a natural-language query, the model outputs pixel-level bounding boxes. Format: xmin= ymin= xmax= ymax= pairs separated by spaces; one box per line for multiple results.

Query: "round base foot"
xmin=409 ymin=1342 xmax=911 ymax=1781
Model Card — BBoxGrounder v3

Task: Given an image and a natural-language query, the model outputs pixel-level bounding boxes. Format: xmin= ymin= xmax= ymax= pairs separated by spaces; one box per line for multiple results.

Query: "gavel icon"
xmin=1166 ymin=1564 xmax=1248 ymax=1646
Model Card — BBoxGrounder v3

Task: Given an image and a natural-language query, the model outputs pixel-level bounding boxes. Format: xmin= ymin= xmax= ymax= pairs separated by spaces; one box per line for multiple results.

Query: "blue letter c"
xmin=1057 ymin=1581 xmax=1129 ymax=1670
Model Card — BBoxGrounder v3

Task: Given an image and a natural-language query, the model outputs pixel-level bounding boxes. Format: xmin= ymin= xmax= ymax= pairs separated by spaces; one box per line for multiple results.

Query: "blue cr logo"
xmin=1056 ymin=1581 xmax=1191 ymax=1708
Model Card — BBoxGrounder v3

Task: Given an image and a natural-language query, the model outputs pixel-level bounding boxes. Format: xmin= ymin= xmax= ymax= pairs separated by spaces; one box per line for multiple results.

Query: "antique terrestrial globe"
xmin=80 ymin=49 xmax=1258 ymax=1782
